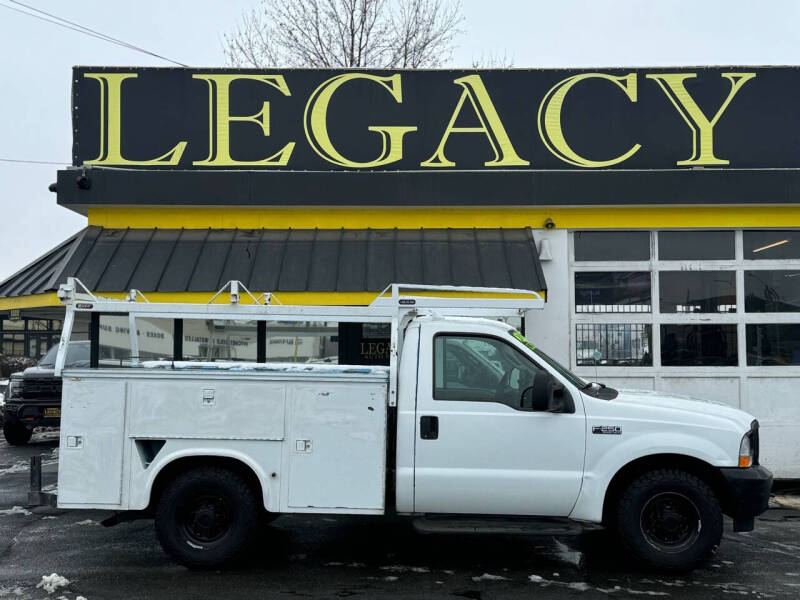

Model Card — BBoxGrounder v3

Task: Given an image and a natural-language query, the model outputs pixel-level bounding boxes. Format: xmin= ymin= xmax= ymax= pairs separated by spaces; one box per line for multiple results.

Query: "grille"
xmin=21 ymin=378 xmax=62 ymax=399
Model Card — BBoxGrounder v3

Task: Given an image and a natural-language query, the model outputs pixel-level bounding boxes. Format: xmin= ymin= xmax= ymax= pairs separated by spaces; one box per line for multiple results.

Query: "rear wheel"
xmin=615 ymin=469 xmax=722 ymax=571
xmin=155 ymin=467 xmax=260 ymax=568
xmin=3 ymin=422 xmax=32 ymax=445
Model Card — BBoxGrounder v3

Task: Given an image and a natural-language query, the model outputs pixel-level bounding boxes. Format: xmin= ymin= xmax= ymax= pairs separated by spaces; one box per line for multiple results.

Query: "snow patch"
xmin=528 ymin=575 xmax=545 ymax=583
xmin=380 ymin=565 xmax=430 ymax=573
xmin=383 ymin=576 xmax=399 ymax=582
xmin=75 ymin=519 xmax=97 ymax=526
xmin=553 ymin=538 xmax=583 ymax=567
xmin=0 ymin=506 xmax=32 ymax=517
xmin=138 ymin=360 xmax=389 ymax=378
xmin=36 ymin=573 xmax=70 ymax=594
xmin=567 ymin=582 xmax=591 ymax=591
xmin=471 ymin=573 xmax=508 ymax=582
xmin=0 ymin=587 xmax=24 ymax=597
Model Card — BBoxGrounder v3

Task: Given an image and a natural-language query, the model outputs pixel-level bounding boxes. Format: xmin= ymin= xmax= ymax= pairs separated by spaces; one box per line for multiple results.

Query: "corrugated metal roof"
xmin=0 ymin=227 xmax=546 ymax=297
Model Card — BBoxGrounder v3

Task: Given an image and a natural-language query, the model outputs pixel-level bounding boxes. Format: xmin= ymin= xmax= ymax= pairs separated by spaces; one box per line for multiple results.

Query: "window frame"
xmin=569 ymin=229 xmax=800 ymax=375
xmin=431 ymin=332 xmax=547 ymax=411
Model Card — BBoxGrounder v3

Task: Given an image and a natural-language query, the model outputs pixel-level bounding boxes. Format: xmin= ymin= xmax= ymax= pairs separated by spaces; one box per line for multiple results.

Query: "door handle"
xmin=420 ymin=415 xmax=439 ymax=440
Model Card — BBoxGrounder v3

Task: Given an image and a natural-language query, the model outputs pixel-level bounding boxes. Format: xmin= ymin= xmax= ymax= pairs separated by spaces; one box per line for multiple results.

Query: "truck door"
xmin=413 ymin=324 xmax=586 ymax=516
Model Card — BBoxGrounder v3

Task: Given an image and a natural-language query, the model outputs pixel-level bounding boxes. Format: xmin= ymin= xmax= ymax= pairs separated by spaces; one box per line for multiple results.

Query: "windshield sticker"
xmin=512 ymin=331 xmax=536 ymax=351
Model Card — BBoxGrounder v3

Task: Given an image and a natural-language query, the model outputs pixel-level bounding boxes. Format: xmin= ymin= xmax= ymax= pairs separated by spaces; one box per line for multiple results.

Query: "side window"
xmin=433 ymin=335 xmax=543 ymax=409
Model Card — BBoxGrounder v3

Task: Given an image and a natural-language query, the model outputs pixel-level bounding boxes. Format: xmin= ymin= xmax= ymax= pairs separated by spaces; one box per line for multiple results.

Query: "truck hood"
xmin=613 ymin=388 xmax=755 ymax=432
xmin=22 ymin=366 xmax=56 ymax=377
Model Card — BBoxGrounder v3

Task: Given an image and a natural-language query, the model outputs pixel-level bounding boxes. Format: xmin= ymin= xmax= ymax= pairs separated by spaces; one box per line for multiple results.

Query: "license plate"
xmin=44 ymin=407 xmax=61 ymax=418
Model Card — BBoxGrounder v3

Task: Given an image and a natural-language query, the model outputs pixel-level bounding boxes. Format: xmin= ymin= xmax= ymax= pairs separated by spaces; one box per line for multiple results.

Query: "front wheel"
xmin=615 ymin=469 xmax=722 ymax=571
xmin=3 ymin=422 xmax=32 ymax=445
xmin=155 ymin=467 xmax=260 ymax=568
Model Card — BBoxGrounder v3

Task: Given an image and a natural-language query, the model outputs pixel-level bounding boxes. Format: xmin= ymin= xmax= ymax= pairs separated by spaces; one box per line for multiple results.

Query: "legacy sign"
xmin=72 ymin=67 xmax=800 ymax=171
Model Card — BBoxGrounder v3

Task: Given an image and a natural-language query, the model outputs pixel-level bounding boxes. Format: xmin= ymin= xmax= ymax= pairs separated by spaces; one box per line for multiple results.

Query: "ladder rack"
xmin=55 ymin=278 xmax=545 ymax=407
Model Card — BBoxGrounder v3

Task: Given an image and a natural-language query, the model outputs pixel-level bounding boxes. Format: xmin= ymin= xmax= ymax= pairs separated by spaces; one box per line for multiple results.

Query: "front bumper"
xmin=3 ymin=403 xmax=61 ymax=428
xmin=720 ymin=465 xmax=773 ymax=532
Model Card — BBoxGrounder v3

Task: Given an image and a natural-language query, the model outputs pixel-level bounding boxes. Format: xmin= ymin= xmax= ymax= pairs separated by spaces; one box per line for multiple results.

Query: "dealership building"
xmin=0 ymin=66 xmax=798 ymax=476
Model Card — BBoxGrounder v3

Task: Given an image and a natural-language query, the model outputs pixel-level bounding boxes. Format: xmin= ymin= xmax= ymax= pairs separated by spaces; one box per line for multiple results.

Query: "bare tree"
xmin=223 ymin=0 xmax=463 ymax=69
xmin=471 ymin=51 xmax=514 ymax=69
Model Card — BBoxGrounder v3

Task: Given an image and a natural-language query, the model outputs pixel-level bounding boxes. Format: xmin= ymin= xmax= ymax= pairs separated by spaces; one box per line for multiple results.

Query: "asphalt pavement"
xmin=2 ymin=431 xmax=800 ymax=599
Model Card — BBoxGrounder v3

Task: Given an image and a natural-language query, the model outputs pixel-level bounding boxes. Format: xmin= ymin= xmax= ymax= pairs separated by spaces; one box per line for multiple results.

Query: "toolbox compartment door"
xmin=58 ymin=376 xmax=126 ymax=506
xmin=288 ymin=382 xmax=387 ymax=510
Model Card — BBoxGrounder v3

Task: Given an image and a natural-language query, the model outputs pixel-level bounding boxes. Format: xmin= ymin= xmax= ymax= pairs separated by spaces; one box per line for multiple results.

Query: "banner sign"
xmin=71 ymin=66 xmax=800 ymax=172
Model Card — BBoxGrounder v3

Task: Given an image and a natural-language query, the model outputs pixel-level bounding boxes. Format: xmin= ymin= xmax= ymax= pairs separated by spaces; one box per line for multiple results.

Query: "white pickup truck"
xmin=53 ymin=280 xmax=771 ymax=572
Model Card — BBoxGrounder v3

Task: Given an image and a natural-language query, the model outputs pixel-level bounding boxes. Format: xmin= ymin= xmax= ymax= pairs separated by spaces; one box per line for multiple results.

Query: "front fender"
xmin=569 ymin=430 xmax=735 ymax=523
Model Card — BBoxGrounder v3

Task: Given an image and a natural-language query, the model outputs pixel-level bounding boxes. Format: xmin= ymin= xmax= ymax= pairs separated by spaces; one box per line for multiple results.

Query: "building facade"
xmin=0 ymin=66 xmax=798 ymax=476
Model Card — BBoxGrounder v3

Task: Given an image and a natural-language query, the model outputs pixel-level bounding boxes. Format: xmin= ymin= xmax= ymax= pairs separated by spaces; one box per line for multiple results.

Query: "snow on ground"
xmin=0 ymin=506 xmax=31 ymax=517
xmin=773 ymin=495 xmax=800 ymax=510
xmin=0 ymin=586 xmax=24 ymax=597
xmin=471 ymin=573 xmax=509 ymax=582
xmin=36 ymin=574 xmax=70 ymax=594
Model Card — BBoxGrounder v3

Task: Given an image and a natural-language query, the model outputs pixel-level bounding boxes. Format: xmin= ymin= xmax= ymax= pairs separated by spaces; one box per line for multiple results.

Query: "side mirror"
xmin=520 ymin=373 xmax=570 ymax=412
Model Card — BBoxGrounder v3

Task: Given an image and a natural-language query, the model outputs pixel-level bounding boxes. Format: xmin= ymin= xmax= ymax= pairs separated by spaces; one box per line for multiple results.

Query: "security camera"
xmin=76 ymin=173 xmax=91 ymax=190
xmin=544 ymin=218 xmax=556 ymax=229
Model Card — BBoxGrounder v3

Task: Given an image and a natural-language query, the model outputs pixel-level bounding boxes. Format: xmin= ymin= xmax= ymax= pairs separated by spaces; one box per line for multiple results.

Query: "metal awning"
xmin=0 ymin=226 xmax=546 ymax=298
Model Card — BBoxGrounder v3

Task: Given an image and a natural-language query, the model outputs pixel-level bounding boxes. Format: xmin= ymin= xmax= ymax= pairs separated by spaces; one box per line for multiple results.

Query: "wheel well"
xmin=147 ymin=456 xmax=265 ymax=513
xmin=601 ymin=454 xmax=731 ymax=525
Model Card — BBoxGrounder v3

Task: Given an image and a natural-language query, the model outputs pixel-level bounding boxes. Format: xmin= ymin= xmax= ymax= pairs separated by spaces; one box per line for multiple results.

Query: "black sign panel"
xmin=71 ymin=66 xmax=800 ymax=172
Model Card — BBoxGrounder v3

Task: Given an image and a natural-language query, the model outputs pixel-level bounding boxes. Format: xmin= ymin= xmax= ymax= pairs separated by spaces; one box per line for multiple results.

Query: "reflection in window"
xmin=575 ymin=324 xmax=652 ymax=366
xmin=574 ymin=231 xmax=650 ymax=261
xmin=99 ymin=315 xmax=174 ymax=366
xmin=746 ymin=324 xmax=800 ymax=366
xmin=659 ymin=231 xmax=735 ymax=260
xmin=183 ymin=320 xmax=257 ymax=362
xmin=433 ymin=335 xmax=542 ymax=409
xmin=745 ymin=271 xmax=800 ymax=312
xmin=660 ymin=325 xmax=738 ymax=366
xmin=659 ymin=271 xmax=737 ymax=313
xmin=265 ymin=321 xmax=338 ymax=363
xmin=744 ymin=230 xmax=800 ymax=260
xmin=575 ymin=272 xmax=651 ymax=313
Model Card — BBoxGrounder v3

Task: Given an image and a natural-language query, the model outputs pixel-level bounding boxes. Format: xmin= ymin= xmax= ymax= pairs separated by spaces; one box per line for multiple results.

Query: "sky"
xmin=2 ymin=0 xmax=800 ymax=281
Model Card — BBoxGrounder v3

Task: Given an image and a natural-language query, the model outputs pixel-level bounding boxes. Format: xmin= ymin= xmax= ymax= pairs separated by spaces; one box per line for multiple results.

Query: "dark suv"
xmin=2 ymin=341 xmax=89 ymax=445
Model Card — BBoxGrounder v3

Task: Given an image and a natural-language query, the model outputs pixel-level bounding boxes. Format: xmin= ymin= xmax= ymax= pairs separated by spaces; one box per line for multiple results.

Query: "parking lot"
xmin=1 ymin=432 xmax=799 ymax=599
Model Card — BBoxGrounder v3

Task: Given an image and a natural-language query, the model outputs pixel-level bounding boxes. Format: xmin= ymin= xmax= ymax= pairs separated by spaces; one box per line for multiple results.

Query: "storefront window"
xmin=746 ymin=324 xmax=800 ymax=366
xmin=2 ymin=319 xmax=25 ymax=330
xmin=659 ymin=231 xmax=735 ymax=260
xmin=575 ymin=324 xmax=652 ymax=366
xmin=574 ymin=231 xmax=650 ymax=262
xmin=660 ymin=324 xmax=738 ymax=366
xmin=744 ymin=230 xmax=800 ymax=260
xmin=575 ymin=272 xmax=651 ymax=313
xmin=659 ymin=271 xmax=737 ymax=313
xmin=1 ymin=333 xmax=25 ymax=356
xmin=745 ymin=270 xmax=800 ymax=312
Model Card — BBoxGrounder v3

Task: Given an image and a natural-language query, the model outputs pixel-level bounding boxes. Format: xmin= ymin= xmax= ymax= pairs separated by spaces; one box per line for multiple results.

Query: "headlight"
xmin=739 ymin=420 xmax=760 ymax=468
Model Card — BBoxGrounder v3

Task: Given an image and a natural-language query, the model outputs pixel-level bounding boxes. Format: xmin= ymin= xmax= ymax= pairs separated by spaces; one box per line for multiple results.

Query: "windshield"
xmin=38 ymin=342 xmax=91 ymax=368
xmin=510 ymin=330 xmax=587 ymax=389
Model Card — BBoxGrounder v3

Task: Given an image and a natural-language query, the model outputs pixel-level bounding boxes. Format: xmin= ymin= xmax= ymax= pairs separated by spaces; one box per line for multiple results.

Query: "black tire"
xmin=155 ymin=467 xmax=260 ymax=569
xmin=3 ymin=422 xmax=32 ymax=445
xmin=615 ymin=469 xmax=722 ymax=571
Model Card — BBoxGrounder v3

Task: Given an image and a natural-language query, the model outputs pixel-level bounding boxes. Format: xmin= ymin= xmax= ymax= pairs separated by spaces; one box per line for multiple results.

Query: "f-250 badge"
xmin=592 ymin=425 xmax=622 ymax=435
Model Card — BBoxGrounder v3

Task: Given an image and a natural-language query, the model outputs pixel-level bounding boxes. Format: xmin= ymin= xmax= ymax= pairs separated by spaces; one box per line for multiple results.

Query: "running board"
xmin=412 ymin=516 xmax=594 ymax=536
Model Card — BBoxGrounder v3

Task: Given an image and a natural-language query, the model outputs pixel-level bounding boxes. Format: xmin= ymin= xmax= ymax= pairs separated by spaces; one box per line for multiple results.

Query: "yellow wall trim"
xmin=0 ymin=290 xmax=545 ymax=311
xmin=0 ymin=293 xmax=61 ymax=311
xmin=88 ymin=205 xmax=800 ymax=230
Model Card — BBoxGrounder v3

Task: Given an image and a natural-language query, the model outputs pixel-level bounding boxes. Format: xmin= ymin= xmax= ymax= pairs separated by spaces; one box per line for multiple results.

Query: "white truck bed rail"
xmin=55 ymin=278 xmax=544 ymax=406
